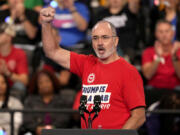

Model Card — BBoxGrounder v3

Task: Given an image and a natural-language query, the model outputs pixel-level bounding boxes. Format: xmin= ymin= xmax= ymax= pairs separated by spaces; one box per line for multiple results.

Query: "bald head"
xmin=92 ymin=21 xmax=117 ymax=36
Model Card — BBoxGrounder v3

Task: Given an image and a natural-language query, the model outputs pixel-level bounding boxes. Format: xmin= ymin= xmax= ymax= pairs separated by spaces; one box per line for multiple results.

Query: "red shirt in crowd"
xmin=142 ymin=47 xmax=180 ymax=89
xmin=0 ymin=46 xmax=28 ymax=85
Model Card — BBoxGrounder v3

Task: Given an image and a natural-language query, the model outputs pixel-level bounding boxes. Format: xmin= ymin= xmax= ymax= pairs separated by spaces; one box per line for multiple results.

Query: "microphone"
xmin=79 ymin=95 xmax=89 ymax=115
xmin=79 ymin=95 xmax=88 ymax=128
xmin=91 ymin=95 xmax=101 ymax=114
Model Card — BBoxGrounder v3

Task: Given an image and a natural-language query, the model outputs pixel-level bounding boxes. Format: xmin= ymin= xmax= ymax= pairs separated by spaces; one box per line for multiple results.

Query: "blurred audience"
xmin=0 ymin=74 xmax=23 ymax=135
xmin=0 ymin=0 xmax=39 ymax=45
xmin=149 ymin=0 xmax=180 ymax=44
xmin=0 ymin=22 xmax=28 ymax=93
xmin=142 ymin=20 xmax=180 ymax=90
xmin=22 ymin=69 xmax=70 ymax=135
xmin=51 ymin=0 xmax=90 ymax=51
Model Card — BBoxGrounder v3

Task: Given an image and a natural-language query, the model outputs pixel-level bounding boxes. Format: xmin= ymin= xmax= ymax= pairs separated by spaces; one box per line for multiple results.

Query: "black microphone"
xmin=79 ymin=95 xmax=88 ymax=128
xmin=91 ymin=95 xmax=101 ymax=114
xmin=79 ymin=95 xmax=89 ymax=114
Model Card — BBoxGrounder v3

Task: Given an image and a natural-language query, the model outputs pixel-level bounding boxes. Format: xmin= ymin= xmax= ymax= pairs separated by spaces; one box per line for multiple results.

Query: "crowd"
xmin=0 ymin=0 xmax=180 ymax=135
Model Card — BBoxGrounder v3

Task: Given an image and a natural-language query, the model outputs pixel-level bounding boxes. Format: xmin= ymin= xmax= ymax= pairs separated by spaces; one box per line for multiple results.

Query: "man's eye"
xmin=93 ymin=37 xmax=98 ymax=40
xmin=102 ymin=36 xmax=109 ymax=39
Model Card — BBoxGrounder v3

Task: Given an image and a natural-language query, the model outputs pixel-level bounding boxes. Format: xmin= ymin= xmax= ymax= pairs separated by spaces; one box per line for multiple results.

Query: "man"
xmin=0 ymin=0 xmax=39 ymax=45
xmin=142 ymin=20 xmax=180 ymax=90
xmin=94 ymin=0 xmax=141 ymax=60
xmin=0 ymin=22 xmax=28 ymax=91
xmin=40 ymin=7 xmax=146 ymax=129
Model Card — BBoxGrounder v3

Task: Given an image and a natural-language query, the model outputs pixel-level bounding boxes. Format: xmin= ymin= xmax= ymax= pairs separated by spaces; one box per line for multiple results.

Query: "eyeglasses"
xmin=92 ymin=35 xmax=117 ymax=42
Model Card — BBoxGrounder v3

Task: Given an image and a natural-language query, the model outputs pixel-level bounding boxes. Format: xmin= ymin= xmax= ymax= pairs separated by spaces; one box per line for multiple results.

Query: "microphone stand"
xmin=88 ymin=113 xmax=92 ymax=128
xmin=79 ymin=95 xmax=101 ymax=129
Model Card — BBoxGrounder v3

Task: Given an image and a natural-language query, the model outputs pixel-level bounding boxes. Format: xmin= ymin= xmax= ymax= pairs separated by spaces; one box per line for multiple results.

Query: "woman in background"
xmin=0 ymin=74 xmax=23 ymax=135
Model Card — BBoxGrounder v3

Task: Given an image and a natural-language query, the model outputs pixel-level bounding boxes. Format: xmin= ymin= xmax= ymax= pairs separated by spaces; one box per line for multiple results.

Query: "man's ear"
xmin=115 ymin=36 xmax=119 ymax=47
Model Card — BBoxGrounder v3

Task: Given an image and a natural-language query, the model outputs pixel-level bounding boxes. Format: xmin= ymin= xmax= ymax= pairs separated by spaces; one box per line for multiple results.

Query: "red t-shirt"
xmin=142 ymin=47 xmax=180 ymax=89
xmin=70 ymin=52 xmax=145 ymax=129
xmin=0 ymin=46 xmax=28 ymax=85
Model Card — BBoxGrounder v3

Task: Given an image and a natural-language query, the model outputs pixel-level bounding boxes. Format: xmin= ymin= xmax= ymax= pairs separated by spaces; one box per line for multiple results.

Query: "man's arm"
xmin=40 ymin=7 xmax=70 ymax=69
xmin=172 ymin=60 xmax=180 ymax=79
xmin=142 ymin=60 xmax=160 ymax=80
xmin=172 ymin=42 xmax=180 ymax=79
xmin=122 ymin=107 xmax=146 ymax=129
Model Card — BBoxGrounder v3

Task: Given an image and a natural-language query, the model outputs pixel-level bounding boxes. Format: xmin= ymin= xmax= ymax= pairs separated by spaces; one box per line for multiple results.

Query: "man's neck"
xmin=0 ymin=43 xmax=12 ymax=57
xmin=162 ymin=43 xmax=173 ymax=55
xmin=110 ymin=6 xmax=123 ymax=14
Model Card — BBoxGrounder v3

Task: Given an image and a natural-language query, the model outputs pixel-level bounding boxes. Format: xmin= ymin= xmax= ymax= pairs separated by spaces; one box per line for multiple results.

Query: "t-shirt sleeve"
xmin=70 ymin=52 xmax=87 ymax=78
xmin=16 ymin=50 xmax=28 ymax=74
xmin=176 ymin=48 xmax=180 ymax=60
xmin=142 ymin=48 xmax=154 ymax=65
xmin=123 ymin=68 xmax=146 ymax=110
xmin=76 ymin=3 xmax=90 ymax=22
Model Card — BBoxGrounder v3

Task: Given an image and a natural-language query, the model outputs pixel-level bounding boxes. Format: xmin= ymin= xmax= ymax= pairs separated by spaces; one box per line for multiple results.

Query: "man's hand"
xmin=155 ymin=40 xmax=163 ymax=56
xmin=0 ymin=59 xmax=11 ymax=77
xmin=40 ymin=7 xmax=55 ymax=24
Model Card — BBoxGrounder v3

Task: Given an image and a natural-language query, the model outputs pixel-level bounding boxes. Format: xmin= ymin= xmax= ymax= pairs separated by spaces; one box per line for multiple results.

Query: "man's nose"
xmin=97 ymin=37 xmax=103 ymax=44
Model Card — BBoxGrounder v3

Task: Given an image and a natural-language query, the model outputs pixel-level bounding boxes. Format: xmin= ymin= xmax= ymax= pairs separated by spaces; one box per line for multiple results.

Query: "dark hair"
xmin=28 ymin=69 xmax=61 ymax=94
xmin=155 ymin=19 xmax=173 ymax=30
xmin=0 ymin=74 xmax=10 ymax=108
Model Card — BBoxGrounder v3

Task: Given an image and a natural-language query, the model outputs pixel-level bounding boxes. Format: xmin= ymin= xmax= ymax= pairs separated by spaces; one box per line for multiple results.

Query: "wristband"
xmin=153 ymin=54 xmax=165 ymax=64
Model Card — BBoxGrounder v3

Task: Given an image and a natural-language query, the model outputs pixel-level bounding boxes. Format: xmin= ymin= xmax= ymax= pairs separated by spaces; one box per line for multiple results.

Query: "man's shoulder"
xmin=119 ymin=57 xmax=139 ymax=74
xmin=71 ymin=52 xmax=97 ymax=61
xmin=143 ymin=46 xmax=155 ymax=54
xmin=11 ymin=46 xmax=27 ymax=57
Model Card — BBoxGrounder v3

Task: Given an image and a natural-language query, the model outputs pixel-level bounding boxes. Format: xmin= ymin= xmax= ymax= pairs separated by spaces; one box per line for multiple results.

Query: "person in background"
xmin=149 ymin=0 xmax=180 ymax=44
xmin=52 ymin=0 xmax=90 ymax=51
xmin=23 ymin=69 xmax=70 ymax=135
xmin=0 ymin=22 xmax=28 ymax=93
xmin=0 ymin=74 xmax=23 ymax=135
xmin=142 ymin=20 xmax=180 ymax=90
xmin=0 ymin=0 xmax=39 ymax=45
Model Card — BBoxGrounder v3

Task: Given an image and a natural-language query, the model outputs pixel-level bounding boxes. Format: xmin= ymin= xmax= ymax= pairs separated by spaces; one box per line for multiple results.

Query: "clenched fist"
xmin=40 ymin=7 xmax=55 ymax=24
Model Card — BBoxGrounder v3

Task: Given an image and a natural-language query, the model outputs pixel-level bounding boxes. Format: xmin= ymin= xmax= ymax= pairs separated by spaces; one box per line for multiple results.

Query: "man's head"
xmin=92 ymin=21 xmax=119 ymax=61
xmin=0 ymin=22 xmax=15 ymax=46
xmin=155 ymin=20 xmax=174 ymax=45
